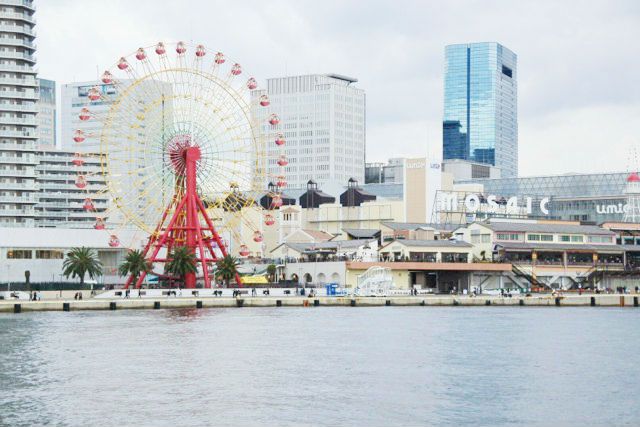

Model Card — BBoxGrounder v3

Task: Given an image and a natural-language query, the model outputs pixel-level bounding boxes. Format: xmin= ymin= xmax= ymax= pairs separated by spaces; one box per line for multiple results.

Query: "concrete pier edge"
xmin=1 ymin=295 xmax=639 ymax=313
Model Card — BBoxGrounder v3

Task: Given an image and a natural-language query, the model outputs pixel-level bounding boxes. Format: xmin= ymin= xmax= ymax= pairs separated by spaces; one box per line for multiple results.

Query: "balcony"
xmin=1 ymin=0 xmax=35 ymax=11
xmin=0 ymin=182 xmax=37 ymax=190
xmin=0 ymin=155 xmax=36 ymax=164
xmin=0 ymin=208 xmax=36 ymax=216
xmin=2 ymin=11 xmax=36 ymax=24
xmin=0 ymin=142 xmax=35 ymax=151
xmin=0 ymin=51 xmax=35 ymax=62
xmin=0 ymin=24 xmax=35 ymax=37
xmin=0 ymin=116 xmax=36 ymax=125
xmin=0 ymin=194 xmax=37 ymax=203
xmin=0 ymin=62 xmax=35 ymax=73
xmin=0 ymin=130 xmax=36 ymax=138
xmin=0 ymin=76 xmax=37 ymax=86
xmin=0 ymin=169 xmax=35 ymax=177
xmin=0 ymin=102 xmax=37 ymax=112
xmin=0 ymin=37 xmax=35 ymax=49
xmin=0 ymin=90 xmax=38 ymax=99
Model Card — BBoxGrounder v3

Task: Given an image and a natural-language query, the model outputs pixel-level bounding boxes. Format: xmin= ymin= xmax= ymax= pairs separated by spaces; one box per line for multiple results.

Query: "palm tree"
xmin=216 ymin=255 xmax=239 ymax=287
xmin=266 ymin=264 xmax=277 ymax=283
xmin=63 ymin=247 xmax=103 ymax=287
xmin=165 ymin=246 xmax=197 ymax=286
xmin=119 ymin=249 xmax=152 ymax=285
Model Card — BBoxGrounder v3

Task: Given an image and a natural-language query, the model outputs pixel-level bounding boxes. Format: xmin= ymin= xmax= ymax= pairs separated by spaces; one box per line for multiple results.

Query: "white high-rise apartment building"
xmin=252 ymin=74 xmax=365 ymax=191
xmin=0 ymin=0 xmax=37 ymax=227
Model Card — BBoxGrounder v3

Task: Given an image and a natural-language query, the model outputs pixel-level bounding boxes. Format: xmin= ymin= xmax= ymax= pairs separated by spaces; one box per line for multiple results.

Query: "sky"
xmin=36 ymin=0 xmax=640 ymax=177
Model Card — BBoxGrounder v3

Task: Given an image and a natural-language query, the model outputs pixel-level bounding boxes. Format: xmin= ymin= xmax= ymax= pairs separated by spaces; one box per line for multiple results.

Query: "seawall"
xmin=1 ymin=294 xmax=639 ymax=313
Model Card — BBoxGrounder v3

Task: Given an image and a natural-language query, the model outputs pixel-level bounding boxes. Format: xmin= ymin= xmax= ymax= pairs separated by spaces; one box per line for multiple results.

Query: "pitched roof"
xmin=480 ymin=221 xmax=615 ymax=236
xmin=301 ymin=229 xmax=334 ymax=241
xmin=342 ymin=228 xmax=381 ymax=239
xmin=381 ymin=222 xmax=459 ymax=232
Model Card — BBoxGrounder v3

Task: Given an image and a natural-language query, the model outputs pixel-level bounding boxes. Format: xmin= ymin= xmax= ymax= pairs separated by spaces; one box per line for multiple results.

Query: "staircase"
xmin=354 ymin=266 xmax=394 ymax=297
xmin=511 ymin=263 xmax=551 ymax=291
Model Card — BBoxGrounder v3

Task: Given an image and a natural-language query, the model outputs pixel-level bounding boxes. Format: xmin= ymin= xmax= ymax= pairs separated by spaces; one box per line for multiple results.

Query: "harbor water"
xmin=1 ymin=307 xmax=639 ymax=426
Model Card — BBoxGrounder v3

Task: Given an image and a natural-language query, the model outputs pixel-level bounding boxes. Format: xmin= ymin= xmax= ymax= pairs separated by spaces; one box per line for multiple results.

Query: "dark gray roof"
xmin=342 ymin=228 xmax=381 ymax=239
xmin=382 ymin=239 xmax=472 ymax=249
xmin=480 ymin=221 xmax=615 ymax=236
xmin=381 ymin=222 xmax=459 ymax=232
xmin=495 ymin=242 xmax=624 ymax=253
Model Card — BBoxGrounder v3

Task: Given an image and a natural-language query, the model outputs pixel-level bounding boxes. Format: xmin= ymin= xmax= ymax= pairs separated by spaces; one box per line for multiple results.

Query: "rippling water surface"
xmin=1 ymin=307 xmax=639 ymax=426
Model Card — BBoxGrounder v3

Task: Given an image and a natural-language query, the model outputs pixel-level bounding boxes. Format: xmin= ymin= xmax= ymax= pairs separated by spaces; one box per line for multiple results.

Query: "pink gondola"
xmin=117 ymin=57 xmax=128 ymax=70
xmin=176 ymin=41 xmax=186 ymax=54
xmin=79 ymin=108 xmax=90 ymax=121
xmin=83 ymin=198 xmax=94 ymax=211
xmin=269 ymin=114 xmax=280 ymax=126
xmin=195 ymin=44 xmax=206 ymax=57
xmin=75 ymin=175 xmax=87 ymax=189
xmin=135 ymin=48 xmax=146 ymax=61
xmin=214 ymin=52 xmax=225 ymax=64
xmin=73 ymin=130 xmax=85 ymax=143
xmin=239 ymin=245 xmax=250 ymax=257
xmin=231 ymin=63 xmax=242 ymax=75
xmin=247 ymin=77 xmax=257 ymax=90
xmin=259 ymin=94 xmax=270 ymax=107
xmin=108 ymin=235 xmax=120 ymax=247
xmin=264 ymin=214 xmax=275 ymax=226
xmin=275 ymin=134 xmax=285 ymax=146
xmin=101 ymin=71 xmax=113 ymax=84
xmin=155 ymin=42 xmax=166 ymax=55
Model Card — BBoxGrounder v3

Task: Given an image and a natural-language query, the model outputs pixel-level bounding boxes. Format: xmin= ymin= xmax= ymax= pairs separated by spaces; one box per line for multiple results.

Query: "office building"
xmin=0 ymin=0 xmax=37 ymax=227
xmin=252 ymin=74 xmax=366 ymax=191
xmin=443 ymin=42 xmax=518 ymax=177
xmin=36 ymin=78 xmax=55 ymax=147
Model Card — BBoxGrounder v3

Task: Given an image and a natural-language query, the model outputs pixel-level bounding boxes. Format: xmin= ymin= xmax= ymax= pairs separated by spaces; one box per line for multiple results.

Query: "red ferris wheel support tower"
xmin=125 ymin=142 xmax=241 ymax=289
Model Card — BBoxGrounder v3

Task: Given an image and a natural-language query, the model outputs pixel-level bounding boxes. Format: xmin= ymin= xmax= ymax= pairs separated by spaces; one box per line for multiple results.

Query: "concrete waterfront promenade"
xmin=1 ymin=294 xmax=639 ymax=313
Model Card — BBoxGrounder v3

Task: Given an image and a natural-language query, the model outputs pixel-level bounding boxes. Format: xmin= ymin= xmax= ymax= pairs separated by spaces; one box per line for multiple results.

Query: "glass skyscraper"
xmin=443 ymin=42 xmax=518 ymax=177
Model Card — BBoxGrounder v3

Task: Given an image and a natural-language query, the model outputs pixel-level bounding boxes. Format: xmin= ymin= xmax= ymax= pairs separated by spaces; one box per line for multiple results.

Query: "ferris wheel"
xmin=72 ymin=41 xmax=287 ymax=287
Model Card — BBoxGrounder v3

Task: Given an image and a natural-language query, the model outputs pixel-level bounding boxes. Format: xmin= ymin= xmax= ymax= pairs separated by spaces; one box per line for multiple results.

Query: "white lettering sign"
xmin=439 ymin=192 xmax=551 ymax=216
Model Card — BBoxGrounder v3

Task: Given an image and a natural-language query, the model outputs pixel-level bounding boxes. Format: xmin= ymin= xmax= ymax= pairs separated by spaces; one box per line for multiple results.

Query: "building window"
xmin=528 ymin=234 xmax=553 ymax=242
xmin=36 ymin=250 xmax=64 ymax=259
xmin=7 ymin=249 xmax=32 ymax=259
xmin=497 ymin=233 xmax=521 ymax=241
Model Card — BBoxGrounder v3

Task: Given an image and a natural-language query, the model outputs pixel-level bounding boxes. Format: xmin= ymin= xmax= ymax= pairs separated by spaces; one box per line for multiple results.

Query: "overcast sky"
xmin=36 ymin=0 xmax=640 ymax=177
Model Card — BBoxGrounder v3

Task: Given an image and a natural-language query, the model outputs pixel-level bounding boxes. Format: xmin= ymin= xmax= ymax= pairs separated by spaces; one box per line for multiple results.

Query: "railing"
xmin=0 ymin=195 xmax=37 ymax=203
xmin=0 ymin=24 xmax=35 ymax=36
xmin=0 ymin=37 xmax=35 ymax=48
xmin=1 ymin=11 xmax=36 ymax=23
xmin=0 ymin=51 xmax=35 ymax=61
xmin=0 ymin=77 xmax=37 ymax=85
xmin=0 ymin=91 xmax=38 ymax=99
xmin=0 ymin=103 xmax=37 ymax=111
xmin=0 ymin=155 xmax=36 ymax=163
xmin=0 ymin=0 xmax=35 ymax=9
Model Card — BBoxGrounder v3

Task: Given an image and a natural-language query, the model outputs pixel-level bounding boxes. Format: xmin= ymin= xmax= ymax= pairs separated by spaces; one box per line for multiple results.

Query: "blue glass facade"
xmin=443 ymin=42 xmax=518 ymax=177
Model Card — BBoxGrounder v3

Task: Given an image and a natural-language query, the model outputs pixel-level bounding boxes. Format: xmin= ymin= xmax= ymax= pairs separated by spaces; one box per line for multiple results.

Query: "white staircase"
xmin=353 ymin=267 xmax=395 ymax=297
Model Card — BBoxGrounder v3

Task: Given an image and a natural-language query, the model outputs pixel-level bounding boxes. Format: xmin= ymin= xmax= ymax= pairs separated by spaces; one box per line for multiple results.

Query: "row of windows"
xmin=6 ymin=249 xmax=64 ymax=259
